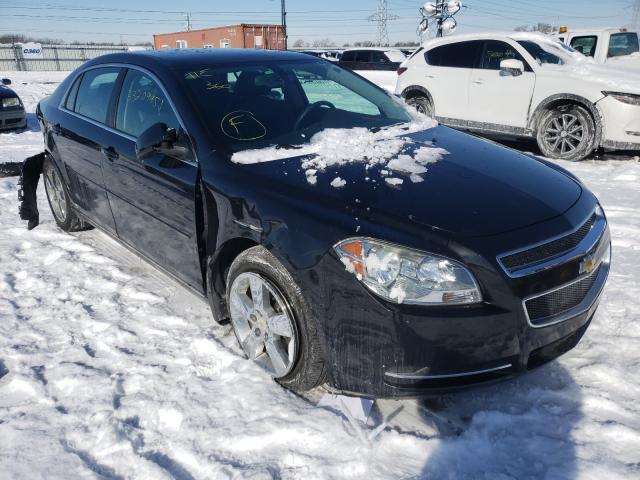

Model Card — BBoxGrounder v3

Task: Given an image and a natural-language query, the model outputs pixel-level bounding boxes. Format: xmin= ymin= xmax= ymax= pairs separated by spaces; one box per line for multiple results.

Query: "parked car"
xmin=554 ymin=27 xmax=640 ymax=70
xmin=0 ymin=78 xmax=27 ymax=130
xmin=339 ymin=47 xmax=407 ymax=92
xmin=32 ymin=49 xmax=611 ymax=398
xmin=397 ymin=33 xmax=640 ymax=161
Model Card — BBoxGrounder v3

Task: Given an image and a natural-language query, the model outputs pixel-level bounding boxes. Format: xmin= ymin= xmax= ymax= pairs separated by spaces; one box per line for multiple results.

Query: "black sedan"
xmin=0 ymin=78 xmax=26 ymax=130
xmin=30 ymin=49 xmax=611 ymax=398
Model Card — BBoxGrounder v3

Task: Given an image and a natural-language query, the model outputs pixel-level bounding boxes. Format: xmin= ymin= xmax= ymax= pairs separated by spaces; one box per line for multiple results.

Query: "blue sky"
xmin=0 ymin=0 xmax=635 ymax=45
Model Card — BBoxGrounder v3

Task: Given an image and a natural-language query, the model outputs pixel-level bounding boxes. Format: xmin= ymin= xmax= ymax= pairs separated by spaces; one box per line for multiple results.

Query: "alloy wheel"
xmin=229 ymin=272 xmax=297 ymax=377
xmin=542 ymin=113 xmax=585 ymax=156
xmin=44 ymin=164 xmax=67 ymax=223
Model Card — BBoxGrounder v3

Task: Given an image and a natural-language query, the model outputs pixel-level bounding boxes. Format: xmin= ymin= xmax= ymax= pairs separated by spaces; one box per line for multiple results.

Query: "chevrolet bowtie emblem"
xmin=579 ymin=252 xmax=598 ymax=275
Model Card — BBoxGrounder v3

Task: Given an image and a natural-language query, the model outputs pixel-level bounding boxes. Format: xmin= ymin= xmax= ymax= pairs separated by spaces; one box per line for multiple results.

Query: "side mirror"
xmin=500 ymin=59 xmax=525 ymax=76
xmin=135 ymin=123 xmax=177 ymax=160
xmin=2 ymin=78 xmax=11 ymax=86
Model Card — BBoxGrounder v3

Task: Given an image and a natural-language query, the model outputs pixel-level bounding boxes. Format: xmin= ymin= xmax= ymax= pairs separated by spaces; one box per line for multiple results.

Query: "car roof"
xmin=421 ymin=32 xmax=557 ymax=49
xmin=553 ymin=28 xmax=638 ymax=35
xmin=84 ymin=48 xmax=318 ymax=71
xmin=343 ymin=47 xmax=404 ymax=52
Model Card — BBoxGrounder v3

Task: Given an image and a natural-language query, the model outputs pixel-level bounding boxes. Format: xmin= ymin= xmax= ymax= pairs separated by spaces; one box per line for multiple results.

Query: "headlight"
xmin=2 ymin=97 xmax=20 ymax=108
xmin=602 ymin=91 xmax=640 ymax=106
xmin=334 ymin=238 xmax=482 ymax=305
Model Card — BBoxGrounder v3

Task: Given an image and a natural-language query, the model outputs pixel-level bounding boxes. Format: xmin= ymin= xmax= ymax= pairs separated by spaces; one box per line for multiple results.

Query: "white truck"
xmin=554 ymin=27 xmax=640 ymax=70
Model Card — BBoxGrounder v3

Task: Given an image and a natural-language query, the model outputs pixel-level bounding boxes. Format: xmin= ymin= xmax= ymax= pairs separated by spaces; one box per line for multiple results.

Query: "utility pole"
xmin=184 ymin=12 xmax=192 ymax=31
xmin=368 ymin=0 xmax=399 ymax=47
xmin=281 ymin=0 xmax=288 ymax=50
xmin=435 ymin=0 xmax=444 ymax=37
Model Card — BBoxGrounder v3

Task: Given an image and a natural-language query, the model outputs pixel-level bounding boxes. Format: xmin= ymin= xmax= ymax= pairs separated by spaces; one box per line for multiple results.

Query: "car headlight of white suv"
xmin=602 ymin=91 xmax=640 ymax=106
xmin=334 ymin=238 xmax=482 ymax=305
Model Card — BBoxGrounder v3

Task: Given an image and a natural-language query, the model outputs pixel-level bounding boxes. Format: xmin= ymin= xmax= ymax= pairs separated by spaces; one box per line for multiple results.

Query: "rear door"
xmin=58 ymin=66 xmax=122 ymax=234
xmin=468 ymin=40 xmax=536 ymax=129
xmin=103 ymin=67 xmax=203 ymax=290
xmin=421 ymin=40 xmax=483 ymax=120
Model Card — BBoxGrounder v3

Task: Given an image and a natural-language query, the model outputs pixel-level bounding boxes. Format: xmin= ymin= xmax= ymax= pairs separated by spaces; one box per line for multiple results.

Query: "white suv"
xmin=396 ymin=32 xmax=640 ymax=161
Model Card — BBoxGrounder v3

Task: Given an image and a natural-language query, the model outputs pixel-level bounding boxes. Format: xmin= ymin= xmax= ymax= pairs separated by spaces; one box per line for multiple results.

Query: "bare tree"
xmin=293 ymin=39 xmax=306 ymax=48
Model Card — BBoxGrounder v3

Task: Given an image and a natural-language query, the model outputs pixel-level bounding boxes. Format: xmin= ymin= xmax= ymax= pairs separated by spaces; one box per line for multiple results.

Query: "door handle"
xmin=473 ymin=79 xmax=485 ymax=85
xmin=101 ymin=146 xmax=119 ymax=161
xmin=425 ymin=74 xmax=435 ymax=78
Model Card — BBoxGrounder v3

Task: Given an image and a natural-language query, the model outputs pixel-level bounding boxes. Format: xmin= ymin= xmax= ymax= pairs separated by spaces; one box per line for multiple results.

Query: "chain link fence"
xmin=0 ymin=44 xmax=146 ymax=71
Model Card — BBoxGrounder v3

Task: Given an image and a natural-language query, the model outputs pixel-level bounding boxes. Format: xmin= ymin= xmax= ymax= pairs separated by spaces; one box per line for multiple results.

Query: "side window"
xmin=355 ymin=51 xmax=372 ymax=62
xmin=74 ymin=67 xmax=120 ymax=123
xmin=425 ymin=41 xmax=481 ymax=68
xmin=64 ymin=74 xmax=82 ymax=110
xmin=341 ymin=51 xmax=356 ymax=62
xmin=480 ymin=41 xmax=528 ymax=70
xmin=570 ymin=36 xmax=598 ymax=57
xmin=116 ymin=69 xmax=179 ymax=137
xmin=370 ymin=51 xmax=388 ymax=63
xmin=294 ymin=68 xmax=379 ymax=115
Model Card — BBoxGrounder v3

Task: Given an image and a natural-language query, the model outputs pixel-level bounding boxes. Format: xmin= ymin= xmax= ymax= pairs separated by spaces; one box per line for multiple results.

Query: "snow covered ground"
xmin=1 ymin=72 xmax=640 ymax=479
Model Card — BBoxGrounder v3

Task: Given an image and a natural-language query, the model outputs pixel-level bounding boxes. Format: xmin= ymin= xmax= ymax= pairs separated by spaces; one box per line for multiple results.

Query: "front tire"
xmin=42 ymin=157 xmax=89 ymax=232
xmin=226 ymin=246 xmax=326 ymax=392
xmin=536 ymin=104 xmax=596 ymax=161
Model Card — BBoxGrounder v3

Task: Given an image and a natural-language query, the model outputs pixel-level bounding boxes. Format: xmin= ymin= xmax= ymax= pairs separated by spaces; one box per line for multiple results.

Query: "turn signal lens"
xmin=334 ymin=238 xmax=482 ymax=305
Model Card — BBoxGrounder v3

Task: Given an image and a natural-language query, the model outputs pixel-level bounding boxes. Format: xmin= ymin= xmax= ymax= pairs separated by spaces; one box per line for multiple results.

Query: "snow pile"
xmin=232 ymin=116 xmax=445 ymax=186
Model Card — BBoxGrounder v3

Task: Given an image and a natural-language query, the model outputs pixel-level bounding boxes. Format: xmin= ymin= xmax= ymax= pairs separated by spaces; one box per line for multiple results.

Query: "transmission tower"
xmin=633 ymin=0 xmax=640 ymax=30
xmin=368 ymin=0 xmax=399 ymax=47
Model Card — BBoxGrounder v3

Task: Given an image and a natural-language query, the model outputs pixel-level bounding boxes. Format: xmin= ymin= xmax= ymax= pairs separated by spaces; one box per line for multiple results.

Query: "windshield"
xmin=179 ymin=60 xmax=411 ymax=154
xmin=517 ymin=40 xmax=566 ymax=65
xmin=608 ymin=32 xmax=640 ymax=58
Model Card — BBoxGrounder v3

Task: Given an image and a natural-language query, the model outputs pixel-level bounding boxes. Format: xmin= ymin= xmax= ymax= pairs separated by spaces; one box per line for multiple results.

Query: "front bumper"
xmin=0 ymin=108 xmax=26 ymax=130
xmin=597 ymin=96 xmax=640 ymax=151
xmin=313 ymin=204 xmax=611 ymax=398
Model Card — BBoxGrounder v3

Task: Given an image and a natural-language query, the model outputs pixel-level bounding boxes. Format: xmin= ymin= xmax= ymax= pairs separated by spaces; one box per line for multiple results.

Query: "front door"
xmin=468 ymin=40 xmax=536 ymax=129
xmin=102 ymin=68 xmax=203 ymax=290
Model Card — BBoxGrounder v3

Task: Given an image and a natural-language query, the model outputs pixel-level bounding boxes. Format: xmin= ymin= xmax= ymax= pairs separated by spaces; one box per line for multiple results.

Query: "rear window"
xmin=425 ymin=41 xmax=482 ymax=68
xmin=73 ymin=67 xmax=120 ymax=123
xmin=608 ymin=32 xmax=640 ymax=58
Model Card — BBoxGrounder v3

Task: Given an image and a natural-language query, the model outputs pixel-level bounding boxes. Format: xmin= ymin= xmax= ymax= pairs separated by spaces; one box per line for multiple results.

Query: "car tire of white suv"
xmin=406 ymin=94 xmax=434 ymax=117
xmin=535 ymin=104 xmax=597 ymax=162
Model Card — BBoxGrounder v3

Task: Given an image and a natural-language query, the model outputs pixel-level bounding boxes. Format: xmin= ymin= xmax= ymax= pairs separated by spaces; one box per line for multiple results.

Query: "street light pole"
xmin=281 ymin=0 xmax=288 ymax=50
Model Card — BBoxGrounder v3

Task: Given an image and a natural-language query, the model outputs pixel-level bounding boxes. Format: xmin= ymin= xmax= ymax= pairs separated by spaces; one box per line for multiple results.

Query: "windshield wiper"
xmin=275 ymin=144 xmax=304 ymax=150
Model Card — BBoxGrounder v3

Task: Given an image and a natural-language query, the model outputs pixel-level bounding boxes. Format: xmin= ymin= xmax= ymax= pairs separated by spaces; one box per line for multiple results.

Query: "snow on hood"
xmin=608 ymin=52 xmax=640 ymax=71
xmin=231 ymin=116 xmax=447 ymax=186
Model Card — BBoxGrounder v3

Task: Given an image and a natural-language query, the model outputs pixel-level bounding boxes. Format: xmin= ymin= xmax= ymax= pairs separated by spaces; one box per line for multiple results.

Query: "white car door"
xmin=467 ymin=40 xmax=536 ymax=130
xmin=417 ymin=40 xmax=483 ymax=120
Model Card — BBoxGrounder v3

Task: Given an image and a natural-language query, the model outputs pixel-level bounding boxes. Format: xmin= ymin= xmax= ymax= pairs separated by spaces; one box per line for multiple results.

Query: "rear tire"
xmin=226 ymin=246 xmax=326 ymax=392
xmin=42 ymin=157 xmax=90 ymax=232
xmin=406 ymin=94 xmax=434 ymax=117
xmin=536 ymin=104 xmax=596 ymax=161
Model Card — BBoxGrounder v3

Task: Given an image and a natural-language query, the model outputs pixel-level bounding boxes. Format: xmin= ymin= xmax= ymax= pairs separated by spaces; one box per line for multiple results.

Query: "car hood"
xmin=234 ymin=126 xmax=582 ymax=237
xmin=0 ymin=86 xmax=19 ymax=100
xmin=539 ymin=61 xmax=640 ymax=95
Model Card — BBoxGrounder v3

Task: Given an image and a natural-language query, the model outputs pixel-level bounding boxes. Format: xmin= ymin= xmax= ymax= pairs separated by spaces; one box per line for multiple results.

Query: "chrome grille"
xmin=501 ymin=214 xmax=596 ymax=274
xmin=525 ymin=265 xmax=600 ymax=326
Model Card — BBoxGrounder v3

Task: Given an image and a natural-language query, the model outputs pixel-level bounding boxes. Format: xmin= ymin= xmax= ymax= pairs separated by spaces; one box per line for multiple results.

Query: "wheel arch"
xmin=529 ymin=94 xmax=604 ymax=147
xmin=400 ymin=85 xmax=434 ymax=105
xmin=205 ymin=236 xmax=259 ymax=323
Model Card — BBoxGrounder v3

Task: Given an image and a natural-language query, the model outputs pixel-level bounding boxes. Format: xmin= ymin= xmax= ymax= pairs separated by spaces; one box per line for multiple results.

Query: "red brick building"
xmin=153 ymin=24 xmax=286 ymax=50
